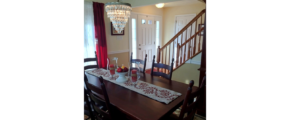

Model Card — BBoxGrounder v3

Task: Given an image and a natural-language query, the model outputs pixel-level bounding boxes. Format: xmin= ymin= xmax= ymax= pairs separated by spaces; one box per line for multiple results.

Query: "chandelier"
xmin=105 ymin=1 xmax=132 ymax=33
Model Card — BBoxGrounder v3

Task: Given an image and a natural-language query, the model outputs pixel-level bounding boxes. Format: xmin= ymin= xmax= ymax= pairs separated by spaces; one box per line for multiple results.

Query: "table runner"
xmin=85 ymin=68 xmax=182 ymax=104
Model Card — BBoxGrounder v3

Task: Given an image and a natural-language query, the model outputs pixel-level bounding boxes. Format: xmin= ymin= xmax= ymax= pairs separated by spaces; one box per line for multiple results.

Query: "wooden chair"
xmin=84 ymin=88 xmax=94 ymax=120
xmin=84 ymin=74 xmax=127 ymax=120
xmin=84 ymin=51 xmax=99 ymax=70
xmin=165 ymin=76 xmax=206 ymax=120
xmin=130 ymin=52 xmax=147 ymax=73
xmin=150 ymin=55 xmax=174 ymax=80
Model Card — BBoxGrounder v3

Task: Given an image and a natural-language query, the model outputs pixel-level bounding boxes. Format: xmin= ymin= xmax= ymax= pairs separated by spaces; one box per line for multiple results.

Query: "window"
xmin=155 ymin=21 xmax=160 ymax=51
xmin=142 ymin=19 xmax=146 ymax=24
xmin=148 ymin=20 xmax=152 ymax=24
xmin=132 ymin=18 xmax=137 ymax=59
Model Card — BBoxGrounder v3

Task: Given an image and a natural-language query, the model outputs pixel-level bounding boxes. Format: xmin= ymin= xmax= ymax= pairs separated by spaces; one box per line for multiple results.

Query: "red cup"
xmin=131 ymin=70 xmax=137 ymax=82
xmin=109 ymin=64 xmax=115 ymax=75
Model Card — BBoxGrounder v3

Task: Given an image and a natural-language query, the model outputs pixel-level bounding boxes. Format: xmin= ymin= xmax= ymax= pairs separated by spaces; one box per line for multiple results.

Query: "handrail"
xmin=160 ymin=9 xmax=205 ymax=50
xmin=179 ymin=27 xmax=204 ymax=47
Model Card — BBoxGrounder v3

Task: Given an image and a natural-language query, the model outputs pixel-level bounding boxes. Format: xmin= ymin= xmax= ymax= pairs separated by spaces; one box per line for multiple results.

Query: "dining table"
xmin=85 ymin=69 xmax=199 ymax=120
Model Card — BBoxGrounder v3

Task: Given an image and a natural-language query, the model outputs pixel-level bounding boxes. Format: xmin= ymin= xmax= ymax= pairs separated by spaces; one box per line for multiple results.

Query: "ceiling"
xmin=163 ymin=0 xmax=203 ymax=7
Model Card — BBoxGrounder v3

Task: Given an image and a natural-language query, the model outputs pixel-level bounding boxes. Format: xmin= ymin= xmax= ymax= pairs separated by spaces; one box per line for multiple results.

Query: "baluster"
xmin=181 ymin=32 xmax=183 ymax=44
xmin=184 ymin=43 xmax=187 ymax=62
xmin=185 ymin=29 xmax=188 ymax=62
xmin=172 ymin=42 xmax=174 ymax=69
xmin=176 ymin=43 xmax=180 ymax=67
xmin=187 ymin=42 xmax=190 ymax=60
xmin=179 ymin=46 xmax=182 ymax=66
xmin=190 ymin=24 xmax=193 ymax=57
xmin=183 ymin=45 xmax=186 ymax=63
xmin=157 ymin=46 xmax=160 ymax=73
xmin=165 ymin=46 xmax=167 ymax=73
xmin=199 ymin=14 xmax=203 ymax=52
xmin=194 ymin=19 xmax=198 ymax=56
xmin=168 ymin=43 xmax=171 ymax=74
xmin=180 ymin=46 xmax=183 ymax=64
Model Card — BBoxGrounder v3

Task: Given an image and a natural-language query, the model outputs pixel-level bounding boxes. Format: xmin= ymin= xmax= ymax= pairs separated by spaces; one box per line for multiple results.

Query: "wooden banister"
xmin=157 ymin=9 xmax=205 ymax=70
xmin=160 ymin=9 xmax=205 ymax=50
xmin=179 ymin=27 xmax=204 ymax=47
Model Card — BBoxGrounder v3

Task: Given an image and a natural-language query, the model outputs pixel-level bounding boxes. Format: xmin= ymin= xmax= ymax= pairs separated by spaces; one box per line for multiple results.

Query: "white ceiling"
xmin=163 ymin=0 xmax=203 ymax=7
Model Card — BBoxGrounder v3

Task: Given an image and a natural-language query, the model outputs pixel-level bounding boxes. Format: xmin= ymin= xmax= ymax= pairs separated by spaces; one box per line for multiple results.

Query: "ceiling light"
xmin=155 ymin=3 xmax=164 ymax=8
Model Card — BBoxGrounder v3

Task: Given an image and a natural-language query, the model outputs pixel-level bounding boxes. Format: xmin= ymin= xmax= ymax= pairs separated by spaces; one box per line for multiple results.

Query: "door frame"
xmin=129 ymin=12 xmax=162 ymax=61
xmin=174 ymin=14 xmax=196 ymax=35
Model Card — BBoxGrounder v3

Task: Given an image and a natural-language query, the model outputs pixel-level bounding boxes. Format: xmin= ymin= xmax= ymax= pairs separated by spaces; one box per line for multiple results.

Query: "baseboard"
xmin=185 ymin=59 xmax=201 ymax=65
xmin=108 ymin=49 xmax=130 ymax=54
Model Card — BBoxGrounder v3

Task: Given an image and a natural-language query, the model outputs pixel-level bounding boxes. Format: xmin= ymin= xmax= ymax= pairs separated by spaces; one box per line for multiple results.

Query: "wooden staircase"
xmin=156 ymin=9 xmax=206 ymax=71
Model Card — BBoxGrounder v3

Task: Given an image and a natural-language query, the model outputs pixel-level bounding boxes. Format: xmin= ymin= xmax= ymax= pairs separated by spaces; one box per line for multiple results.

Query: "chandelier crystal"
xmin=105 ymin=2 xmax=132 ymax=33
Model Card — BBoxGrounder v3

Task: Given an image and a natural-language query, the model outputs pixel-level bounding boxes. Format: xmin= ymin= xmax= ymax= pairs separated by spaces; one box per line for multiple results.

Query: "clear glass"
xmin=132 ymin=18 xmax=137 ymax=61
xmin=107 ymin=58 xmax=110 ymax=70
xmin=142 ymin=19 xmax=146 ymax=24
xmin=148 ymin=20 xmax=152 ymax=24
xmin=130 ymin=61 xmax=141 ymax=85
xmin=136 ymin=62 xmax=141 ymax=80
xmin=113 ymin=57 xmax=118 ymax=69
xmin=109 ymin=69 xmax=115 ymax=79
xmin=155 ymin=21 xmax=160 ymax=51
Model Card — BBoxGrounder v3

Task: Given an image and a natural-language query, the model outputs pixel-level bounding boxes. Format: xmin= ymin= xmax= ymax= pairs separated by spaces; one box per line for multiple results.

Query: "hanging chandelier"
xmin=105 ymin=1 xmax=132 ymax=33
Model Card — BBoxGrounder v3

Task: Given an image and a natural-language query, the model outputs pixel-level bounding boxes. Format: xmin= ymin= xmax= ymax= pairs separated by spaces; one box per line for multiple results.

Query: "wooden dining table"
xmin=85 ymin=70 xmax=199 ymax=120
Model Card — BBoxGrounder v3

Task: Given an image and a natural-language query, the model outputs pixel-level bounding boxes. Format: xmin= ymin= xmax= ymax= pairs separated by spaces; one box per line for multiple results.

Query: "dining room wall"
xmin=132 ymin=5 xmax=163 ymax=16
xmin=172 ymin=63 xmax=200 ymax=86
xmin=85 ymin=0 xmax=131 ymax=67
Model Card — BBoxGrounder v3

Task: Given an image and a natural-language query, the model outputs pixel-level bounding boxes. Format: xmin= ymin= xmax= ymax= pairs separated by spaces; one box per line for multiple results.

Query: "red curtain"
xmin=93 ymin=2 xmax=108 ymax=69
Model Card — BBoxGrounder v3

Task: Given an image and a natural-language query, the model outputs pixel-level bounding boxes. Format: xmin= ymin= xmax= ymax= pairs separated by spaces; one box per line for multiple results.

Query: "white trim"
xmin=185 ymin=59 xmax=201 ymax=65
xmin=108 ymin=49 xmax=130 ymax=55
xmin=190 ymin=60 xmax=201 ymax=65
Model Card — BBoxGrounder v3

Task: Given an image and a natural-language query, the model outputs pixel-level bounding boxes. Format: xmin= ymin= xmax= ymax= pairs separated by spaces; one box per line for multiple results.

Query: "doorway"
xmin=129 ymin=13 xmax=162 ymax=69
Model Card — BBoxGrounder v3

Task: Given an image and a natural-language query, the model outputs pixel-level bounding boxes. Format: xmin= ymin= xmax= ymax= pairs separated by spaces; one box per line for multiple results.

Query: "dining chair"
xmin=130 ymin=52 xmax=147 ymax=73
xmin=84 ymin=74 xmax=127 ymax=120
xmin=84 ymin=51 xmax=99 ymax=70
xmin=164 ymin=76 xmax=206 ymax=120
xmin=150 ymin=55 xmax=174 ymax=81
xmin=84 ymin=88 xmax=94 ymax=120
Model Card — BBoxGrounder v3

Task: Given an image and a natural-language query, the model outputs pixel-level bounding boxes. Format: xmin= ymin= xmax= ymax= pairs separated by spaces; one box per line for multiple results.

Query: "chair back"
xmin=178 ymin=76 xmax=206 ymax=120
xmin=84 ymin=51 xmax=99 ymax=70
xmin=84 ymin=88 xmax=94 ymax=120
xmin=84 ymin=74 xmax=113 ymax=120
xmin=130 ymin=52 xmax=147 ymax=73
xmin=150 ymin=55 xmax=174 ymax=80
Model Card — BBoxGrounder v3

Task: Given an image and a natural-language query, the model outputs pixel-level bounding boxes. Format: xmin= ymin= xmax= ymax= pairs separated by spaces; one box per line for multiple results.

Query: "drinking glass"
xmin=131 ymin=69 xmax=138 ymax=84
xmin=113 ymin=57 xmax=118 ymax=69
xmin=136 ymin=62 xmax=141 ymax=80
xmin=109 ymin=64 xmax=115 ymax=79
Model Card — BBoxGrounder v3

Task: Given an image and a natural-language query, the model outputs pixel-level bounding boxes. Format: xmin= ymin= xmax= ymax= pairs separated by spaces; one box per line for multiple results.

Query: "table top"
xmin=85 ymin=71 xmax=199 ymax=120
